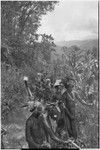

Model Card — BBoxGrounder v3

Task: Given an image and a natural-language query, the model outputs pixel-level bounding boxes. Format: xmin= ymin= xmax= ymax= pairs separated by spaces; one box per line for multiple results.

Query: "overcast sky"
xmin=37 ymin=0 xmax=98 ymax=42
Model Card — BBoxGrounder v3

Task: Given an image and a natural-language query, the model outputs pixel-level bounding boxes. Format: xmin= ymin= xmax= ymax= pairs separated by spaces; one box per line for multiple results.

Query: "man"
xmin=25 ymin=101 xmax=69 ymax=149
xmin=45 ymin=79 xmax=51 ymax=87
xmin=51 ymin=79 xmax=62 ymax=103
xmin=43 ymin=78 xmax=52 ymax=102
xmin=26 ymin=101 xmax=49 ymax=149
xmin=60 ymin=77 xmax=77 ymax=140
xmin=49 ymin=79 xmax=65 ymax=137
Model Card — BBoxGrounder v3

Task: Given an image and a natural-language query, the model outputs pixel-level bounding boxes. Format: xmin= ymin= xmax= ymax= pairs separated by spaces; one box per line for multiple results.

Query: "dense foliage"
xmin=1 ymin=1 xmax=99 ymax=149
xmin=51 ymin=45 xmax=99 ymax=148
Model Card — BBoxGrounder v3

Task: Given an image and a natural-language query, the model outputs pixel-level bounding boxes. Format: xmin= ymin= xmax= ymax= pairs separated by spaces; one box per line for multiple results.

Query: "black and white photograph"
xmin=1 ymin=0 xmax=99 ymax=149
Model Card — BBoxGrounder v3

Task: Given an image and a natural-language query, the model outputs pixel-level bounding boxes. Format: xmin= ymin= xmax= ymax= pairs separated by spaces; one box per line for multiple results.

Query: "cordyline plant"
xmin=59 ymin=45 xmax=98 ymax=148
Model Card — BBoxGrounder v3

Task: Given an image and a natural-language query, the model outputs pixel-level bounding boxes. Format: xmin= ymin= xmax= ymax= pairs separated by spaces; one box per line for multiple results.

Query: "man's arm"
xmin=25 ymin=118 xmax=41 ymax=148
xmin=59 ymin=100 xmax=74 ymax=120
xmin=64 ymin=104 xmax=74 ymax=119
xmin=74 ymin=91 xmax=93 ymax=106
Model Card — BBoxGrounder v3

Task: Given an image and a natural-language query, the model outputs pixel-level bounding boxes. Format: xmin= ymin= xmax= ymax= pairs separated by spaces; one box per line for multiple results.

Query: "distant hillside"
xmin=56 ymin=39 xmax=98 ymax=48
xmin=54 ymin=39 xmax=98 ymax=55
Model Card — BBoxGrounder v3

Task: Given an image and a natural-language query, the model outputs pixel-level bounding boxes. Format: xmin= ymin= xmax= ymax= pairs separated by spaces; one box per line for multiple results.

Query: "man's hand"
xmin=64 ymin=139 xmax=81 ymax=149
xmin=41 ymin=141 xmax=51 ymax=148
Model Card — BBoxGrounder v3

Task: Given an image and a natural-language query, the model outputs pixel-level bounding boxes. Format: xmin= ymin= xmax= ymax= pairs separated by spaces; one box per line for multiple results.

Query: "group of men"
xmin=24 ymin=73 xmax=77 ymax=149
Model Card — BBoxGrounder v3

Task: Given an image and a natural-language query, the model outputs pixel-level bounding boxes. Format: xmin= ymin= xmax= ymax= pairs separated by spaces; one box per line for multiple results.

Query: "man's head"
xmin=37 ymin=73 xmax=43 ymax=82
xmin=27 ymin=101 xmax=36 ymax=112
xmin=22 ymin=100 xmax=46 ymax=114
xmin=31 ymin=101 xmax=46 ymax=115
xmin=60 ymin=77 xmax=75 ymax=92
xmin=46 ymin=78 xmax=50 ymax=83
xmin=36 ymin=102 xmax=45 ymax=114
xmin=54 ymin=79 xmax=62 ymax=92
xmin=46 ymin=78 xmax=51 ymax=87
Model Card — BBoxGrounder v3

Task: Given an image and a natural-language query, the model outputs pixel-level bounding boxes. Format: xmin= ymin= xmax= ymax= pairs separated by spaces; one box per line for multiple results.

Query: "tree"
xmin=1 ymin=1 xmax=58 ymax=122
xmin=1 ymin=1 xmax=58 ymax=67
